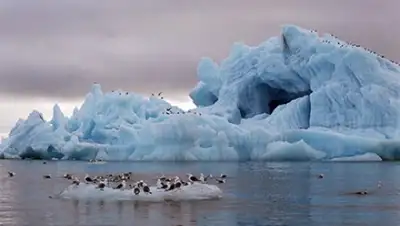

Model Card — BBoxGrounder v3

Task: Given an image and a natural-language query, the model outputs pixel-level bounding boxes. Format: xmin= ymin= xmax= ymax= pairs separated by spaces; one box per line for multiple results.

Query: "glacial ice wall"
xmin=1 ymin=24 xmax=400 ymax=161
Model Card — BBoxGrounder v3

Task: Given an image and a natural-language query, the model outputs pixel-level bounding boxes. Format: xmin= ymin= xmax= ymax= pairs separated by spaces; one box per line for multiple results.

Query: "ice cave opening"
xmin=238 ymin=83 xmax=311 ymax=118
xmin=267 ymin=86 xmax=312 ymax=114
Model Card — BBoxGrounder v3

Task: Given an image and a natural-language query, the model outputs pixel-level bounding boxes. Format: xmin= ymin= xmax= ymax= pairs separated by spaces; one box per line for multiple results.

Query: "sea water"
xmin=0 ymin=160 xmax=399 ymax=226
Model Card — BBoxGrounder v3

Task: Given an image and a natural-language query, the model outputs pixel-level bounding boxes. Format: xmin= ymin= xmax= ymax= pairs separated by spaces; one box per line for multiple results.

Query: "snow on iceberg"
xmin=2 ymin=24 xmax=400 ymax=161
xmin=57 ymin=183 xmax=223 ymax=202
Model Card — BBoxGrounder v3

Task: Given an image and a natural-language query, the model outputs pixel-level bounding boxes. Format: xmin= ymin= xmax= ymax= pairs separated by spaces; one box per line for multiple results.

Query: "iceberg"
xmin=2 ymin=24 xmax=400 ymax=161
xmin=57 ymin=183 xmax=223 ymax=202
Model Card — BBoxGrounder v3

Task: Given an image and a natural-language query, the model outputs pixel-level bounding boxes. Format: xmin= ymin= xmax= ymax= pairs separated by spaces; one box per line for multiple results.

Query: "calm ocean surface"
xmin=0 ymin=160 xmax=399 ymax=226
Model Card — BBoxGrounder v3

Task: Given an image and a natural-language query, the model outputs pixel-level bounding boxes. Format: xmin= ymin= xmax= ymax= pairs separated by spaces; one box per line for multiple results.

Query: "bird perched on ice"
xmin=156 ymin=178 xmax=163 ymax=189
xmin=165 ymin=181 xmax=176 ymax=191
xmin=143 ymin=185 xmax=151 ymax=194
xmin=187 ymin=173 xmax=200 ymax=183
xmin=199 ymin=173 xmax=212 ymax=183
xmin=136 ymin=180 xmax=144 ymax=188
xmin=157 ymin=178 xmax=168 ymax=189
xmin=97 ymin=179 xmax=108 ymax=191
xmin=63 ymin=173 xmax=73 ymax=180
xmin=84 ymin=174 xmax=93 ymax=183
xmin=199 ymin=173 xmax=213 ymax=183
xmin=142 ymin=182 xmax=152 ymax=194
xmin=199 ymin=173 xmax=206 ymax=183
xmin=174 ymin=181 xmax=182 ymax=189
xmin=114 ymin=180 xmax=126 ymax=190
xmin=173 ymin=176 xmax=183 ymax=189
xmin=72 ymin=177 xmax=80 ymax=186
xmin=8 ymin=171 xmax=15 ymax=177
xmin=133 ymin=185 xmax=140 ymax=195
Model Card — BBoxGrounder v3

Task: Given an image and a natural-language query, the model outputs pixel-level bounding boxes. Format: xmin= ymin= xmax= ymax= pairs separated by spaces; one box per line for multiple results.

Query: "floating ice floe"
xmin=57 ymin=183 xmax=223 ymax=202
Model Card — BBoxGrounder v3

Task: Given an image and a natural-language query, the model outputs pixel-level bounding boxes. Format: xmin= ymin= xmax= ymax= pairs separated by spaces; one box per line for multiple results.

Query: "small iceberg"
xmin=57 ymin=182 xmax=223 ymax=202
xmin=330 ymin=153 xmax=382 ymax=162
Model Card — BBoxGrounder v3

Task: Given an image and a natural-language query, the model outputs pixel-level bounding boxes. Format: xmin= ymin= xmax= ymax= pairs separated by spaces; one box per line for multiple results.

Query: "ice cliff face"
xmin=191 ymin=25 xmax=400 ymax=138
xmin=1 ymin=25 xmax=400 ymax=161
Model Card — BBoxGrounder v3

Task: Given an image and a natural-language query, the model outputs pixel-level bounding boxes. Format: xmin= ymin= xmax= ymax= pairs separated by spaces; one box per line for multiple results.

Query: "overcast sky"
xmin=0 ymin=0 xmax=398 ymax=136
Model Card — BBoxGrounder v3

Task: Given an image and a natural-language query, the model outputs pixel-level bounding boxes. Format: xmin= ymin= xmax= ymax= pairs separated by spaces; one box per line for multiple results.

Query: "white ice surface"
xmin=330 ymin=152 xmax=382 ymax=162
xmin=57 ymin=183 xmax=223 ymax=202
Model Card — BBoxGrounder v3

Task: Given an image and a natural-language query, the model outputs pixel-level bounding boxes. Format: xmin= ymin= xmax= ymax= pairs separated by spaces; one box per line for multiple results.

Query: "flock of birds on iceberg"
xmin=161 ymin=107 xmax=203 ymax=116
xmin=105 ymin=89 xmax=202 ymax=116
xmin=7 ymin=169 xmax=227 ymax=197
xmin=309 ymin=29 xmax=398 ymax=65
xmin=73 ymin=172 xmax=226 ymax=195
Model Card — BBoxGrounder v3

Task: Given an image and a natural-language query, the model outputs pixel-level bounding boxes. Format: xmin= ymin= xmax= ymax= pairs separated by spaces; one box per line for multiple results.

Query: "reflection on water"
xmin=0 ymin=160 xmax=399 ymax=226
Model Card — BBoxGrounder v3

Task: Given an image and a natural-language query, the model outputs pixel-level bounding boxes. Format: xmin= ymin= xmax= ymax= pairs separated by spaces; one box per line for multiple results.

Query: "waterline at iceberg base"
xmin=2 ymin=24 xmax=400 ymax=162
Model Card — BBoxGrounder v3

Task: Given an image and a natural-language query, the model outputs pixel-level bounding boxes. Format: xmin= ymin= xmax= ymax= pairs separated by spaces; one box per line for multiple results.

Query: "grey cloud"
xmin=0 ymin=0 xmax=399 ymax=100
xmin=0 ymin=57 xmax=197 ymax=100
